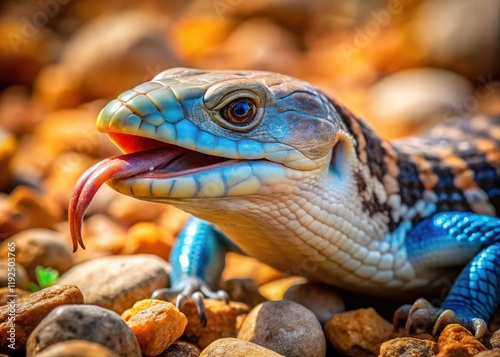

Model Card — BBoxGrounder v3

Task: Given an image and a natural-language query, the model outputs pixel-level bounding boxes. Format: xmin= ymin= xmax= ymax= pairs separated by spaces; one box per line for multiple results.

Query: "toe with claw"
xmin=393 ymin=298 xmax=489 ymax=338
xmin=151 ymin=277 xmax=229 ymax=327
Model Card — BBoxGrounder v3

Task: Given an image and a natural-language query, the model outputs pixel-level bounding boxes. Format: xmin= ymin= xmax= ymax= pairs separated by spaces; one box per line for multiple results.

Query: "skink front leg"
xmin=152 ymin=216 xmax=236 ymax=325
xmin=394 ymin=212 xmax=500 ymax=338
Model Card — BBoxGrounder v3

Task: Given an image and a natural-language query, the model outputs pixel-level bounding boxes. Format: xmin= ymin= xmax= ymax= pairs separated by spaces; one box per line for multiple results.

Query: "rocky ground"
xmin=0 ymin=0 xmax=499 ymax=356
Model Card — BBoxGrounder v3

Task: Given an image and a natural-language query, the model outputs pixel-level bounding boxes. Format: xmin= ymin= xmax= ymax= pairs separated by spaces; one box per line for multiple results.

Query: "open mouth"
xmin=107 ymin=132 xmax=238 ymax=178
xmin=68 ymin=132 xmax=241 ymax=251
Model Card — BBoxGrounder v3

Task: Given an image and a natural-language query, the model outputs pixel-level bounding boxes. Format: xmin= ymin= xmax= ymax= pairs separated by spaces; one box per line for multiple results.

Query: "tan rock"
xmin=0 ymin=285 xmax=83 ymax=351
xmin=237 ymin=300 xmax=326 ymax=357
xmin=200 ymin=338 xmax=284 ymax=357
xmin=182 ymin=299 xmax=250 ymax=349
xmin=33 ymin=340 xmax=120 ymax=357
xmin=121 ymin=299 xmax=187 ymax=356
xmin=380 ymin=337 xmax=438 ymax=357
xmin=437 ymin=324 xmax=487 ymax=356
xmin=258 ymin=276 xmax=306 ymax=300
xmin=58 ymin=255 xmax=170 ymax=314
xmin=324 ymin=307 xmax=393 ymax=357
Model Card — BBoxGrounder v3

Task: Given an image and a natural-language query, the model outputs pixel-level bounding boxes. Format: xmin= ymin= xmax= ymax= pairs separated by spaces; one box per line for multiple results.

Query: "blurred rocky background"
xmin=0 ymin=1 xmax=500 ymax=355
xmin=0 ymin=0 xmax=499 ymax=252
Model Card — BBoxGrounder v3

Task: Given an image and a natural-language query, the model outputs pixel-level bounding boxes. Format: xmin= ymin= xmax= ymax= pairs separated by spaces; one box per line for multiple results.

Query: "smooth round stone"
xmin=26 ymin=304 xmax=141 ymax=357
xmin=0 ymin=285 xmax=83 ymax=351
xmin=0 ymin=228 xmax=74 ymax=282
xmin=200 ymin=338 xmax=284 ymax=357
xmin=33 ymin=340 xmax=120 ymax=357
xmin=58 ymin=254 xmax=170 ymax=314
xmin=237 ymin=300 xmax=326 ymax=357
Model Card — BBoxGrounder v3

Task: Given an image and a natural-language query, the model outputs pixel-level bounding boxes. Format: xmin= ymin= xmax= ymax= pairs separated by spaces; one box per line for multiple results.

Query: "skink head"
xmin=96 ymin=67 xmax=351 ymax=170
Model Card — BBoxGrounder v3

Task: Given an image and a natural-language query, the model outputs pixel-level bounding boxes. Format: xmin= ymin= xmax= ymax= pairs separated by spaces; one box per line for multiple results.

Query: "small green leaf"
xmin=35 ymin=266 xmax=59 ymax=289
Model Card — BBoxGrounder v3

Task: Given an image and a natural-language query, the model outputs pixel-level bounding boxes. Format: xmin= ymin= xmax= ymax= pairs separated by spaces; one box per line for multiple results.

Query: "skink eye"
xmin=221 ymin=99 xmax=256 ymax=126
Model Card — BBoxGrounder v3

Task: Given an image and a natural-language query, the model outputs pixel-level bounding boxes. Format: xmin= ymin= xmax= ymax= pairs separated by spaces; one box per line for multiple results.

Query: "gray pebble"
xmin=26 ymin=304 xmax=141 ymax=357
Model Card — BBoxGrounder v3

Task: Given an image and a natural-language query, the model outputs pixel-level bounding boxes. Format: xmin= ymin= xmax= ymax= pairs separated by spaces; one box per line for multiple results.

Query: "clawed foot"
xmin=393 ymin=298 xmax=489 ymax=338
xmin=151 ymin=277 xmax=229 ymax=327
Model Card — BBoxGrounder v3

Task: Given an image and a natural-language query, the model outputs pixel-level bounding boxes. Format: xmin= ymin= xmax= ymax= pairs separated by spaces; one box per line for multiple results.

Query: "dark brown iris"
xmin=221 ymin=99 xmax=257 ymax=126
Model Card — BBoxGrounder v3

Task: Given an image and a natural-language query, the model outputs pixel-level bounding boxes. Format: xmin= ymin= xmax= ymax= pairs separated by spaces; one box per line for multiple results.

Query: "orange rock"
xmin=324 ymin=308 xmax=394 ymax=357
xmin=437 ymin=324 xmax=487 ymax=356
xmin=121 ymin=222 xmax=175 ymax=261
xmin=0 ymin=285 xmax=83 ymax=351
xmin=181 ymin=299 xmax=250 ymax=349
xmin=122 ymin=299 xmax=187 ymax=356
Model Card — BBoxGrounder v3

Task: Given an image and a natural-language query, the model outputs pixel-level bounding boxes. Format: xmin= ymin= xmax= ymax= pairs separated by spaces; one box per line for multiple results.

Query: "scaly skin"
xmin=69 ymin=68 xmax=500 ymax=337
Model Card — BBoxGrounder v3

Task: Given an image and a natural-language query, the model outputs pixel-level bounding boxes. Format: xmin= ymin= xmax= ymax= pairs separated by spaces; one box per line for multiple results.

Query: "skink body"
xmin=69 ymin=68 xmax=500 ymax=337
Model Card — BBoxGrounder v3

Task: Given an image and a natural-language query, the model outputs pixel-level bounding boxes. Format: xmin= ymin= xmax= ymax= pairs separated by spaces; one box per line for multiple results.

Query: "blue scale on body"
xmin=406 ymin=212 xmax=500 ymax=321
